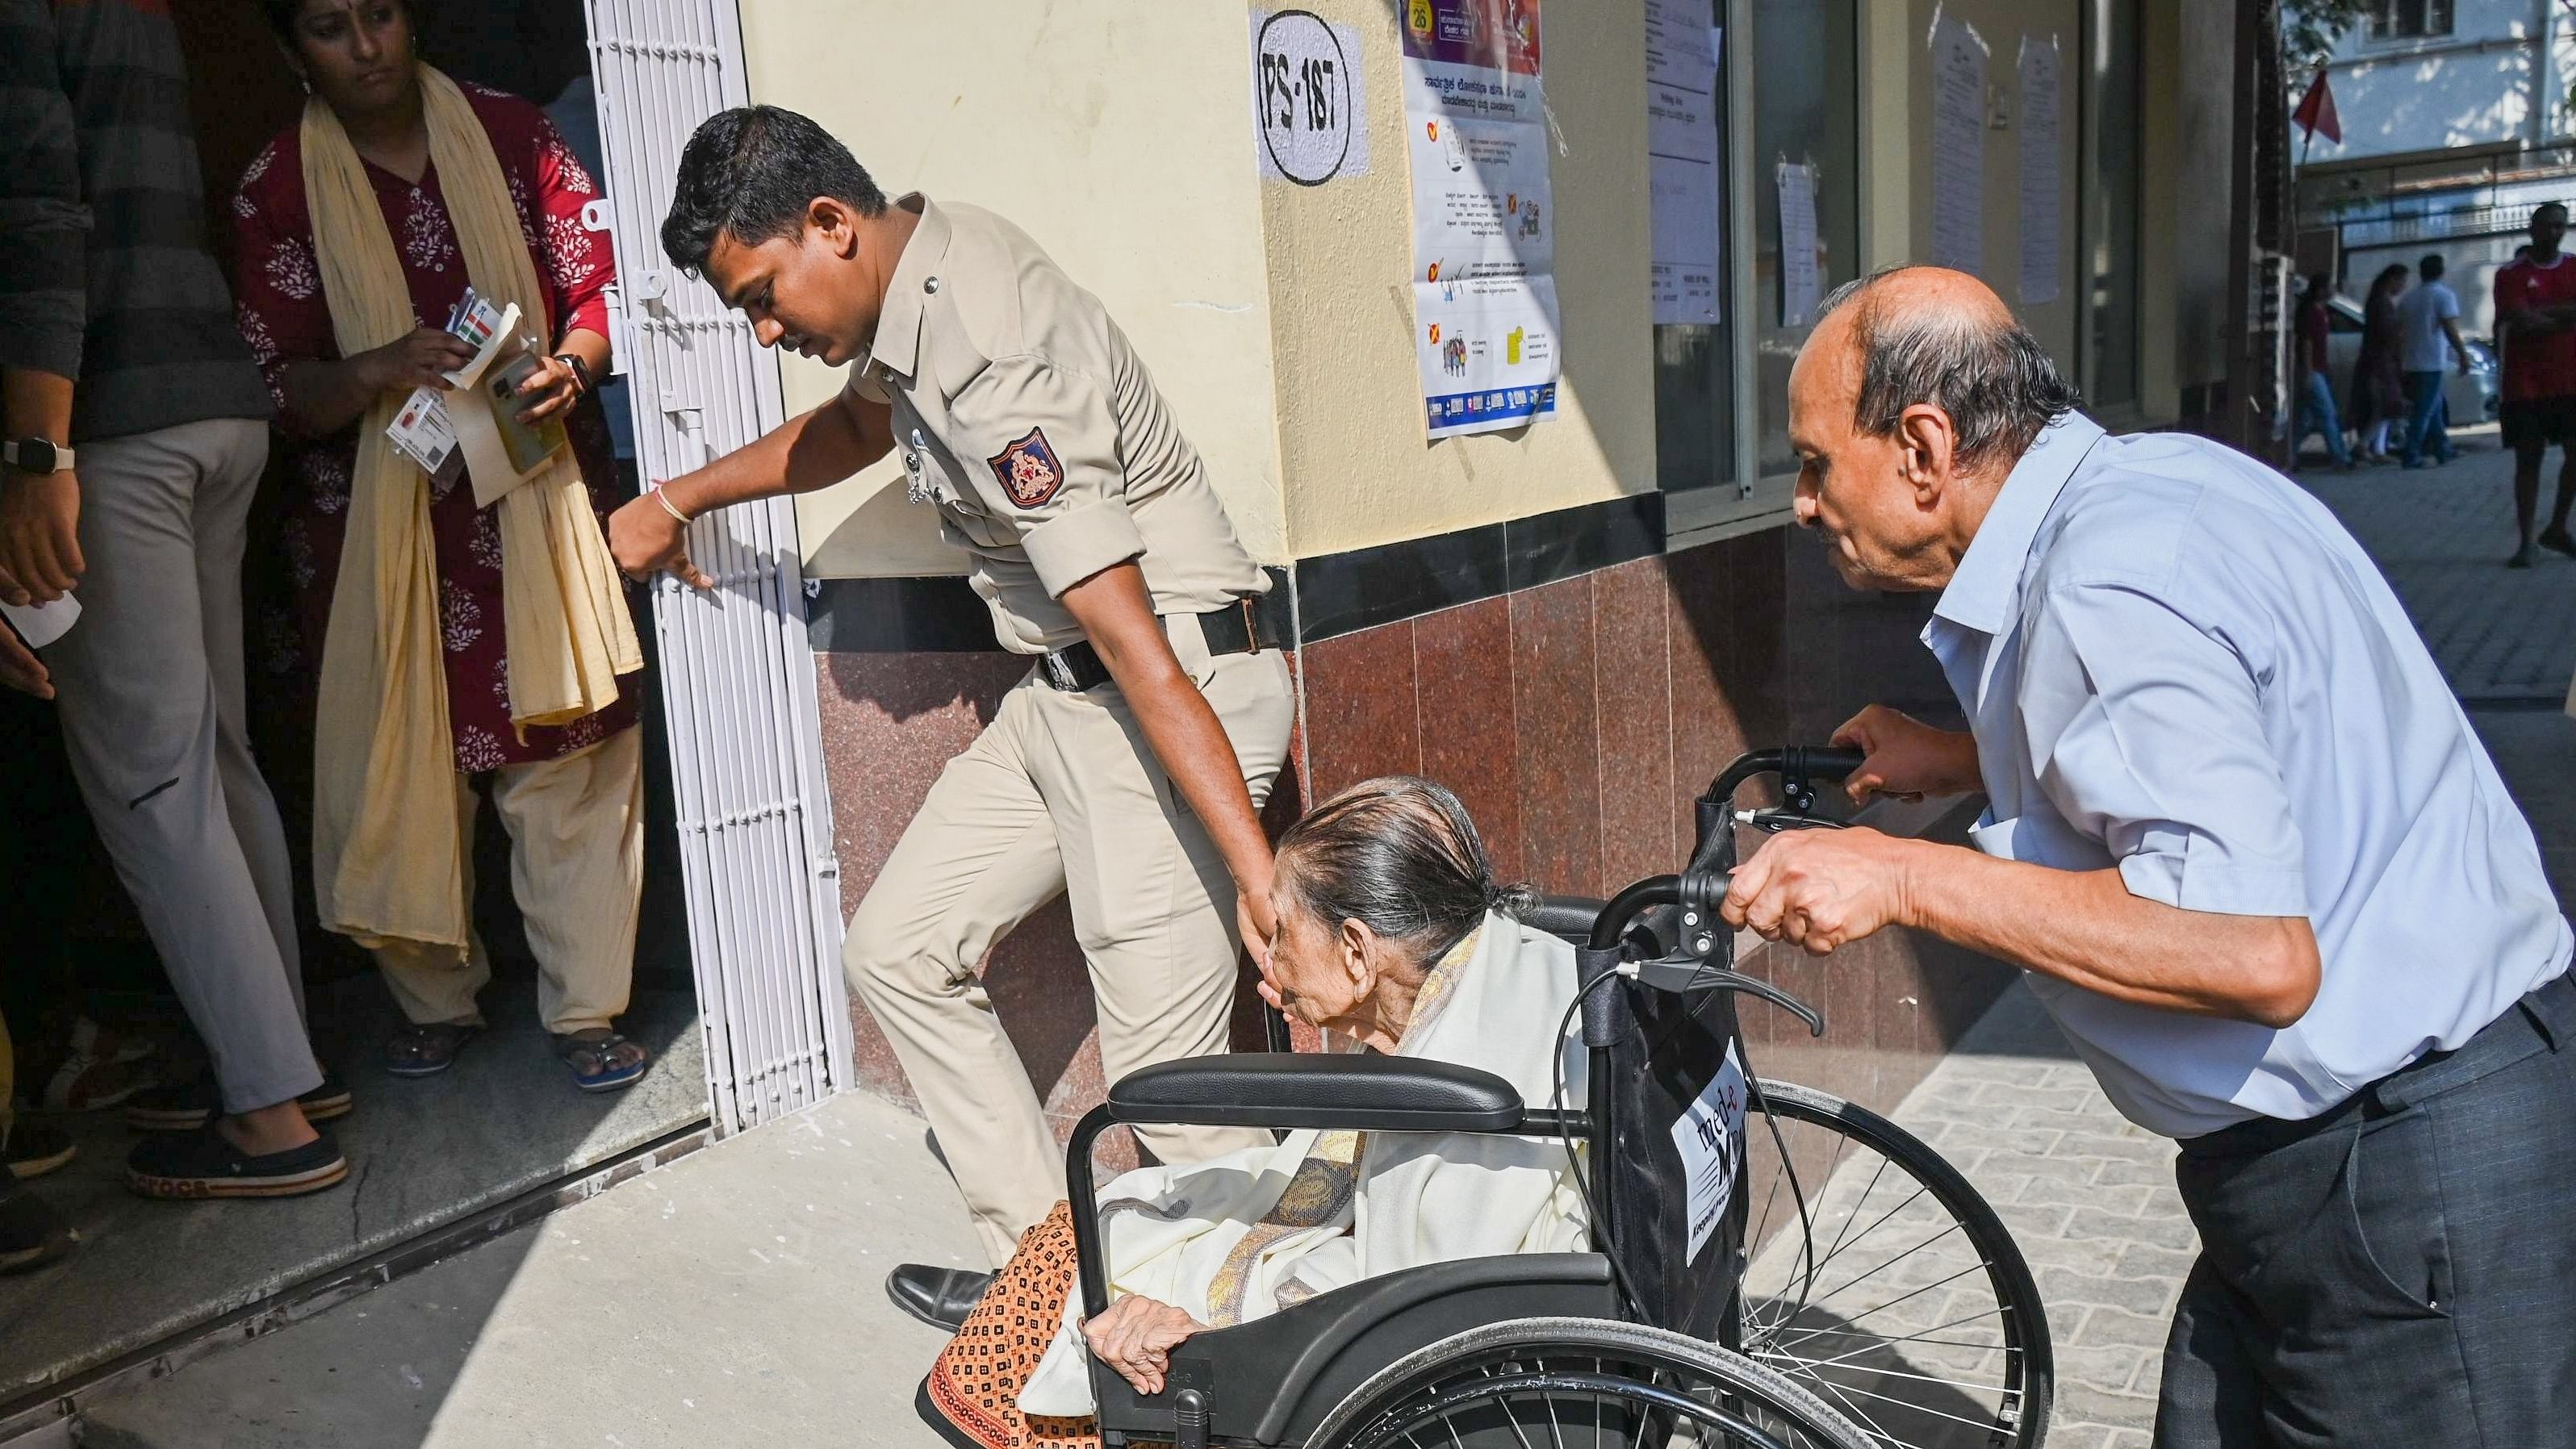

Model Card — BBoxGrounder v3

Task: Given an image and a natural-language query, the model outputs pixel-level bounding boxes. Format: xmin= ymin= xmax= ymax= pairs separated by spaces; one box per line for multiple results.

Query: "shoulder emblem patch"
xmin=988 ymin=427 xmax=1064 ymax=509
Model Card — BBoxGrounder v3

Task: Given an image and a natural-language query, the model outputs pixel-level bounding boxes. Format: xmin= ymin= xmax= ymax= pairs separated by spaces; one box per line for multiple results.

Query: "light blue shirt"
xmin=1925 ymin=414 xmax=2571 ymax=1138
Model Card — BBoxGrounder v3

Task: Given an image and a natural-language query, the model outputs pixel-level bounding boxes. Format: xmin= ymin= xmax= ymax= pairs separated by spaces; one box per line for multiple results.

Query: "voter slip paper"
xmin=382 ymin=288 xmax=570 ymax=506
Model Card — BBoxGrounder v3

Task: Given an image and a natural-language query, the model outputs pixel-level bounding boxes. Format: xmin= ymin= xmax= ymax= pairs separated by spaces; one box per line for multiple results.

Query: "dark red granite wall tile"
xmin=1416 ymin=598 xmax=1524 ymax=880
xmin=1510 ymin=575 xmax=1605 ymax=897
xmin=1593 ymin=557 xmax=1679 ymax=890
xmin=1297 ymin=622 xmax=1421 ymax=804
xmin=814 ymin=651 xmax=1092 ymax=1110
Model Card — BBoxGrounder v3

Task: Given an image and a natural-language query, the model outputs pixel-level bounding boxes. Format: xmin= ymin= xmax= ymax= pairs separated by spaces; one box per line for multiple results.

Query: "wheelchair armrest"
xmin=1106 ymin=1053 xmax=1525 ymax=1132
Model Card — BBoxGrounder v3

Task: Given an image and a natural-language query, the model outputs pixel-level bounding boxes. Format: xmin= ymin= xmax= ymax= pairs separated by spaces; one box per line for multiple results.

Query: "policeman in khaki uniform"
xmin=610 ymin=107 xmax=1290 ymax=1329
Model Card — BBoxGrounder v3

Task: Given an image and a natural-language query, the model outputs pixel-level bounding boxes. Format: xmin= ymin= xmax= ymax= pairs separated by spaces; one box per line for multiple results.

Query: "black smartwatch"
xmin=552 ymin=353 xmax=594 ymax=398
xmin=2 ymin=438 xmax=73 ymax=477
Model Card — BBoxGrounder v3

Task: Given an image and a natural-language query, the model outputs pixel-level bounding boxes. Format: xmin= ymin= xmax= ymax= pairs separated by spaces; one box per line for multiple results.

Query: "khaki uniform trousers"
xmin=847 ymin=640 xmax=1295 ymax=1266
xmin=373 ymin=725 xmax=644 ymax=1036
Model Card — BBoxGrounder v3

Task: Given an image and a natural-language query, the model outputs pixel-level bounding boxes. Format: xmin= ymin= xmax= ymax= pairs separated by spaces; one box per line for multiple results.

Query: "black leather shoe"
xmin=886 ymin=1263 xmax=993 ymax=1333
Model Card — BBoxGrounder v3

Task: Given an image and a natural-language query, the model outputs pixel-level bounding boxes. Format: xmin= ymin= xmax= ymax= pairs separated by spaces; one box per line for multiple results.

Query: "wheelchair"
xmin=955 ymin=746 xmax=2050 ymax=1449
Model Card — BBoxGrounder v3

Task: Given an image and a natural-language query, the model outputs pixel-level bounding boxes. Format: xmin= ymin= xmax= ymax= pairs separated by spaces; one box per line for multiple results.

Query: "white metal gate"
xmin=583 ymin=0 xmax=854 ymax=1134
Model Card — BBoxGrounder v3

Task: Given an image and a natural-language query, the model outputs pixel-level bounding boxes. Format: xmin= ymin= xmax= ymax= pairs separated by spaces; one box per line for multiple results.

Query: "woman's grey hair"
xmin=1812 ymin=266 xmax=2081 ymax=475
xmin=1273 ymin=776 xmax=1530 ymax=968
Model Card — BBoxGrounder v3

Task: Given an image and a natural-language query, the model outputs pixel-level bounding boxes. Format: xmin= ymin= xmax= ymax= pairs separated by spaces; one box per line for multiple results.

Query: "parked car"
xmin=2323 ymin=293 xmax=2499 ymax=429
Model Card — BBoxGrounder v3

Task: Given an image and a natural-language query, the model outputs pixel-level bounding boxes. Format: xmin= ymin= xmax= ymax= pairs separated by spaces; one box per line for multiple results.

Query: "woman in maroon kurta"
xmin=232 ymin=9 xmax=648 ymax=1091
xmin=232 ymin=83 xmax=635 ymax=771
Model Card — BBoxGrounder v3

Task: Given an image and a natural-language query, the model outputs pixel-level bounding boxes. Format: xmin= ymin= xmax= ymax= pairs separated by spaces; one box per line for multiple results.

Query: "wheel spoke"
xmin=1775 ymin=1259 xmax=1997 ymax=1349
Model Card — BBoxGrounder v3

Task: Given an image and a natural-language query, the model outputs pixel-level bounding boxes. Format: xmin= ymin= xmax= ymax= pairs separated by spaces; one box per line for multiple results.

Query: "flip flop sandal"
xmin=553 ymin=1031 xmax=649 ymax=1093
xmin=384 ymin=1023 xmax=481 ymax=1079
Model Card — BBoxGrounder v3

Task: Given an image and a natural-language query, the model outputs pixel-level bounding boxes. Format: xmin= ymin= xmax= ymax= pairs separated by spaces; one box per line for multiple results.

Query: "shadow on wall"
xmin=2319 ymin=41 xmax=2538 ymax=161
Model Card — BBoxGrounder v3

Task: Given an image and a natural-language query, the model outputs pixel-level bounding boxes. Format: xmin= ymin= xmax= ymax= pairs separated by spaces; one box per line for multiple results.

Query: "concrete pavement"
xmin=76 ymin=1091 xmax=972 ymax=1449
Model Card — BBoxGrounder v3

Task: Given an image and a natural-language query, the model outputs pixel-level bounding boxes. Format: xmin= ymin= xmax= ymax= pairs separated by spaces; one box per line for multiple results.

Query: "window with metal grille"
xmin=2367 ymin=0 xmax=2454 ymax=40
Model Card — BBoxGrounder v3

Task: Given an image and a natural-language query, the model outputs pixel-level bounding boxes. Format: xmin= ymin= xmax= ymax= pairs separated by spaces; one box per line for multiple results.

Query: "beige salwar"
xmin=373 ymin=725 xmax=643 ymax=1036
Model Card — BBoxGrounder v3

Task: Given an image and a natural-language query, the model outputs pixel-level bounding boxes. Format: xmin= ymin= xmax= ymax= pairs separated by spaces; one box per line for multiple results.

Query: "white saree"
xmin=1018 ymin=911 xmax=1591 ymax=1417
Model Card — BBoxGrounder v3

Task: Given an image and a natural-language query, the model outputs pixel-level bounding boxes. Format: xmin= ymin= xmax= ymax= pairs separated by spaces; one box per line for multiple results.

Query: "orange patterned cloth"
xmin=926 ymin=1203 xmax=1102 ymax=1449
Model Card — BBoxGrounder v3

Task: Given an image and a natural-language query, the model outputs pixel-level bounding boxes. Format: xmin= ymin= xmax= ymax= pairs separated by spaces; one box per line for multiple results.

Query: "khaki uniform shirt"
xmin=847 ymin=196 xmax=1268 ymax=655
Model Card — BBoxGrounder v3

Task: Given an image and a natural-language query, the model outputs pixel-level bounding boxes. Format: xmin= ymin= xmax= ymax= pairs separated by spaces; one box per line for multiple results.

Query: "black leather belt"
xmin=1039 ymin=595 xmax=1281 ymax=691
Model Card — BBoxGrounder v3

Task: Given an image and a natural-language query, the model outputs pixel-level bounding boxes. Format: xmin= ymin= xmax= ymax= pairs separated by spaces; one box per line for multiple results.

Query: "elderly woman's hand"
xmin=1082 ymin=1294 xmax=1206 ymax=1397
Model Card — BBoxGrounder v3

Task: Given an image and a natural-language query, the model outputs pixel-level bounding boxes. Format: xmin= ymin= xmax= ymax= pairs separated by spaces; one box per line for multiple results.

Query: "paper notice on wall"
xmin=1402 ymin=0 xmax=1558 ymax=438
xmin=1671 ymin=1038 xmax=1748 ymax=1264
xmin=2017 ymin=35 xmax=2063 ymax=306
xmin=1777 ymin=161 xmax=1822 ymax=328
xmin=1646 ymin=5 xmax=1722 ymax=325
xmin=1928 ymin=7 xmax=1988 ymax=275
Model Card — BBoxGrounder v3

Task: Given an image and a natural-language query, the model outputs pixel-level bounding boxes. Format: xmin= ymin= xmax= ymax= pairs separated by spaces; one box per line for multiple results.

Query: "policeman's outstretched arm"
xmin=608 ymin=388 xmax=895 ymax=587
xmin=1061 ymin=562 xmax=1279 ymax=957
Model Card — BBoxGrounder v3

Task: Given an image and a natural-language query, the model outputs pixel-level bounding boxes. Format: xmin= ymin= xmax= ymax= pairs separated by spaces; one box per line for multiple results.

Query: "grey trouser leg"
xmin=2156 ymin=974 xmax=2576 ymax=1448
xmin=46 ymin=417 xmax=319 ymax=1116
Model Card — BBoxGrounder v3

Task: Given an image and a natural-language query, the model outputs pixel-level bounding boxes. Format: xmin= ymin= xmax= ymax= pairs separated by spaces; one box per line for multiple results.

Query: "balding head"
xmin=1788 ymin=266 xmax=2080 ymax=592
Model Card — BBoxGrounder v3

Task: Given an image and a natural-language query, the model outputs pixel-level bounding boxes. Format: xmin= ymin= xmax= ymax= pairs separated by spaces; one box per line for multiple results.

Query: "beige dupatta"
xmin=303 ymin=65 xmax=642 ymax=954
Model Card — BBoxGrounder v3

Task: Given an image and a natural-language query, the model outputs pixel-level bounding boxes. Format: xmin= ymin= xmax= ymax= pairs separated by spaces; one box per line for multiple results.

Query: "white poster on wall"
xmin=1776 ymin=161 xmax=1822 ymax=328
xmin=1251 ymin=10 xmax=1370 ymax=186
xmin=1928 ymin=6 xmax=1988 ymax=275
xmin=2016 ymin=35 xmax=2062 ymax=306
xmin=1646 ymin=5 xmax=1722 ymax=326
xmin=1402 ymin=0 xmax=1559 ymax=439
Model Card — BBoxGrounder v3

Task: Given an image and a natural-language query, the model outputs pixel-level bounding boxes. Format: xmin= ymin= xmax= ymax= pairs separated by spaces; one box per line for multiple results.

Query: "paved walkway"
xmin=2298 ymin=436 xmax=2576 ymax=702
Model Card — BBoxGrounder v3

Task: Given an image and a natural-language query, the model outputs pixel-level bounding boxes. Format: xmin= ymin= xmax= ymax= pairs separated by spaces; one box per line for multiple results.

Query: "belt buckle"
xmin=1043 ymin=651 xmax=1079 ymax=691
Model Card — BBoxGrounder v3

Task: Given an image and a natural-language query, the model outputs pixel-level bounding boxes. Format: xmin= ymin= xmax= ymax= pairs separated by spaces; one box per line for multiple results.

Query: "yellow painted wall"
xmin=738 ymin=0 xmax=1286 ymax=576
xmin=1256 ymin=0 xmax=1655 ymax=559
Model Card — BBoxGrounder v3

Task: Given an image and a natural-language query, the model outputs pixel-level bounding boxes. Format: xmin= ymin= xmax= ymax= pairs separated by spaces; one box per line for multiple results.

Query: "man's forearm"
xmin=662 ymin=392 xmax=889 ymax=518
xmin=2 ymin=367 xmax=72 ymax=443
xmin=1894 ymin=839 xmax=2319 ymax=1027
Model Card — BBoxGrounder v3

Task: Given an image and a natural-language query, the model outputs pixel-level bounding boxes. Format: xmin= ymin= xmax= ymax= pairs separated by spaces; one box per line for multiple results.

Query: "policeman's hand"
xmin=607 ymin=491 xmax=713 ymax=590
xmin=1832 ymin=704 xmax=1980 ymax=804
xmin=1238 ymin=874 xmax=1279 ymax=973
xmin=0 ymin=468 xmax=82 ymax=607
xmin=0 ymin=620 xmax=52 ymax=699
xmin=1721 ymin=827 xmax=1914 ymax=957
xmin=1083 ymin=1294 xmax=1207 ymax=1397
xmin=354 ymin=328 xmax=479 ymax=395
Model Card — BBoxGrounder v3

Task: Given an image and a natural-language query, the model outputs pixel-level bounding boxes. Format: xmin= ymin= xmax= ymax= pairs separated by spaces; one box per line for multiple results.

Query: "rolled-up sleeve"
xmin=0 ymin=0 xmax=90 ymax=381
xmin=948 ymin=353 xmax=1144 ymax=596
xmin=2018 ymin=583 xmax=2310 ymax=917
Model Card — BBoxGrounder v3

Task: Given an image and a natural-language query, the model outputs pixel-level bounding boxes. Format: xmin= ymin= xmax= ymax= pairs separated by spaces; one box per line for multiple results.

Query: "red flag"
xmin=2293 ymin=69 xmax=2341 ymax=144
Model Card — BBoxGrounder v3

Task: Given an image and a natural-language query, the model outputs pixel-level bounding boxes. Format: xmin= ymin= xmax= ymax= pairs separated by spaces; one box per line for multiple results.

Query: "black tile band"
xmin=1289 ymin=491 xmax=1664 ymax=642
xmin=805 ymin=493 xmax=1664 ymax=654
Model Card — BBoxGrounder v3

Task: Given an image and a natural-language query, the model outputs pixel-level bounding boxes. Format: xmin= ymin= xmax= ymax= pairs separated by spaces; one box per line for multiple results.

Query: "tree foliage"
xmin=2282 ymin=0 xmax=2373 ymax=77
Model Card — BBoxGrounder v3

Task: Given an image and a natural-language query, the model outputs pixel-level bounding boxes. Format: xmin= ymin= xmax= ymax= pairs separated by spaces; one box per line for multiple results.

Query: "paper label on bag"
xmin=1671 ymin=1038 xmax=1748 ymax=1264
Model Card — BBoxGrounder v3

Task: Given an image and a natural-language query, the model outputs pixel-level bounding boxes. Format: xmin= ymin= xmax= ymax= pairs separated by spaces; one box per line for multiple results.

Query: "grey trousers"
xmin=45 ymin=417 xmax=320 ymax=1116
xmin=2155 ymin=971 xmax=2576 ymax=1448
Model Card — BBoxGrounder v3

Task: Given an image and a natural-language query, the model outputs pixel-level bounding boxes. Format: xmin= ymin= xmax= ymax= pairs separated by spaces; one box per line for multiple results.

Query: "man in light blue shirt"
xmin=1725 ymin=266 xmax=2574 ymax=1447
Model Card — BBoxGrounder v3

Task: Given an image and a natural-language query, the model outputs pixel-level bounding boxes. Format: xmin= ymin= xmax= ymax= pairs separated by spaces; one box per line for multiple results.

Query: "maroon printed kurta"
xmin=232 ymin=82 xmax=638 ymax=772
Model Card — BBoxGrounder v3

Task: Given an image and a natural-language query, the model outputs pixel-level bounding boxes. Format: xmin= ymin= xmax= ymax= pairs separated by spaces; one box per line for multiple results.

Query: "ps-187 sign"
xmin=1252 ymin=10 xmax=1369 ymax=186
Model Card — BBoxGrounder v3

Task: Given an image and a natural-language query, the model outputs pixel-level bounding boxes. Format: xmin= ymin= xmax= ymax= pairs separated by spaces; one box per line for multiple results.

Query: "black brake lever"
xmin=1736 ymin=808 xmax=1849 ymax=834
xmin=1630 ymin=958 xmax=1827 ymax=1037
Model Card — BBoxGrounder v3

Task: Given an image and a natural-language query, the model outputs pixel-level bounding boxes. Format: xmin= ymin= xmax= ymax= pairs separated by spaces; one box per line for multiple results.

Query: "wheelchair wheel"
xmin=1306 ymin=1316 xmax=1875 ymax=1449
xmin=1734 ymin=1081 xmax=2052 ymax=1449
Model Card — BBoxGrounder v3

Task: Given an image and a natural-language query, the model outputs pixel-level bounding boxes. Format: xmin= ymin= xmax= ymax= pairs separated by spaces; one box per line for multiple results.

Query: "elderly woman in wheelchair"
xmin=923 ymin=776 xmax=1593 ymax=1446
xmin=922 ymin=750 xmax=2051 ymax=1449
